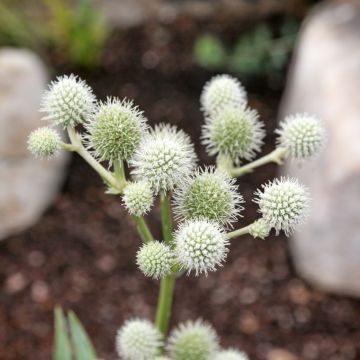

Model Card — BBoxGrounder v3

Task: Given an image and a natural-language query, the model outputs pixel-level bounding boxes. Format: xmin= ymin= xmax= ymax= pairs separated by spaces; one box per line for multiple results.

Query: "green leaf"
xmin=68 ymin=311 xmax=97 ymax=360
xmin=193 ymin=34 xmax=226 ymax=69
xmin=53 ymin=307 xmax=72 ymax=360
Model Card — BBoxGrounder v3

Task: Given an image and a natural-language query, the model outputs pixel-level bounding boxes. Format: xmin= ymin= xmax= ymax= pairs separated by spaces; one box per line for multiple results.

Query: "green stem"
xmin=226 ymin=223 xmax=252 ymax=239
xmin=132 ymin=216 xmax=154 ymax=243
xmin=229 ymin=147 xmax=287 ymax=177
xmin=155 ymin=191 xmax=176 ymax=337
xmin=114 ymin=160 xmax=126 ymax=183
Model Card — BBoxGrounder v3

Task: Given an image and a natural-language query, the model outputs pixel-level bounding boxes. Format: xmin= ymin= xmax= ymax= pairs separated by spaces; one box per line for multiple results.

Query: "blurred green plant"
xmin=193 ymin=19 xmax=299 ymax=82
xmin=0 ymin=0 xmax=108 ymax=69
xmin=53 ymin=307 xmax=98 ymax=360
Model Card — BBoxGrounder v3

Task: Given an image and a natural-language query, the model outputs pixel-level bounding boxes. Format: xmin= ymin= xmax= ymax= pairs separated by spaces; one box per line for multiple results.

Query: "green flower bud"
xmin=27 ymin=127 xmax=60 ymax=158
xmin=123 ymin=181 xmax=154 ymax=216
xmin=248 ymin=218 xmax=271 ymax=239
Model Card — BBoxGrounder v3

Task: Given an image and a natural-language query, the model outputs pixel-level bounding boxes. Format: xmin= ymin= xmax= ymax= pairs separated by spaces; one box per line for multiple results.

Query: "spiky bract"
xmin=123 ymin=181 xmax=154 ymax=216
xmin=130 ymin=124 xmax=197 ymax=193
xmin=167 ymin=319 xmax=219 ymax=360
xmin=40 ymin=74 xmax=95 ymax=127
xmin=27 ymin=127 xmax=61 ymax=158
xmin=200 ymin=74 xmax=247 ymax=116
xmin=248 ymin=218 xmax=271 ymax=239
xmin=136 ymin=241 xmax=174 ymax=279
xmin=202 ymin=107 xmax=265 ymax=164
xmin=276 ymin=113 xmax=325 ymax=160
xmin=86 ymin=98 xmax=147 ymax=162
xmin=173 ymin=167 xmax=244 ymax=227
xmin=254 ymin=177 xmax=310 ymax=235
xmin=213 ymin=349 xmax=249 ymax=360
xmin=174 ymin=220 xmax=228 ymax=275
xmin=116 ymin=318 xmax=163 ymax=360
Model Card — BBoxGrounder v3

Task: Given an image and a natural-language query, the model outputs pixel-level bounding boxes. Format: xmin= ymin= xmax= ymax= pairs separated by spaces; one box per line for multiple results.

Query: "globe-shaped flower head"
xmin=200 ymin=74 xmax=247 ymax=116
xmin=130 ymin=124 xmax=197 ymax=193
xmin=213 ymin=349 xmax=249 ymax=360
xmin=136 ymin=241 xmax=174 ymax=279
xmin=254 ymin=177 xmax=310 ymax=235
xmin=40 ymin=74 xmax=96 ymax=128
xmin=123 ymin=181 xmax=154 ymax=216
xmin=86 ymin=98 xmax=147 ymax=163
xmin=202 ymin=106 xmax=265 ymax=164
xmin=167 ymin=319 xmax=219 ymax=360
xmin=174 ymin=219 xmax=229 ymax=275
xmin=276 ymin=113 xmax=325 ymax=160
xmin=27 ymin=127 xmax=61 ymax=158
xmin=116 ymin=318 xmax=163 ymax=360
xmin=173 ymin=167 xmax=244 ymax=227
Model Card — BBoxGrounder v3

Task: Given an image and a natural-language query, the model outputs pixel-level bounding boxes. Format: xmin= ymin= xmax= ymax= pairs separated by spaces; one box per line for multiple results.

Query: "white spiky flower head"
xmin=167 ymin=319 xmax=219 ymax=360
xmin=202 ymin=106 xmax=265 ymax=164
xmin=173 ymin=167 xmax=244 ymax=227
xmin=136 ymin=241 xmax=174 ymax=279
xmin=40 ymin=74 xmax=96 ymax=128
xmin=123 ymin=181 xmax=154 ymax=216
xmin=248 ymin=218 xmax=271 ymax=239
xmin=116 ymin=318 xmax=163 ymax=360
xmin=200 ymin=74 xmax=247 ymax=116
xmin=86 ymin=97 xmax=147 ymax=163
xmin=27 ymin=127 xmax=61 ymax=158
xmin=276 ymin=113 xmax=325 ymax=160
xmin=213 ymin=349 xmax=249 ymax=360
xmin=174 ymin=219 xmax=228 ymax=275
xmin=130 ymin=123 xmax=197 ymax=193
xmin=254 ymin=177 xmax=310 ymax=236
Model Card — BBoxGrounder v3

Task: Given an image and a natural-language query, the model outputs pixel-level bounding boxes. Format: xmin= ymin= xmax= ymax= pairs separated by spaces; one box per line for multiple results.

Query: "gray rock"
xmin=279 ymin=1 xmax=360 ymax=296
xmin=0 ymin=48 xmax=68 ymax=240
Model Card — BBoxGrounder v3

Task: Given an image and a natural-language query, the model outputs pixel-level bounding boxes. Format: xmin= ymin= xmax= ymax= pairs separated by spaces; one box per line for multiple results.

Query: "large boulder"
xmin=0 ymin=48 xmax=69 ymax=240
xmin=279 ymin=1 xmax=360 ymax=296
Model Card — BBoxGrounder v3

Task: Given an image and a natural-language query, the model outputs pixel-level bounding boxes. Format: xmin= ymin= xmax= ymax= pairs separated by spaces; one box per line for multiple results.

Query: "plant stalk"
xmin=226 ymin=223 xmax=252 ymax=239
xmin=132 ymin=216 xmax=154 ymax=243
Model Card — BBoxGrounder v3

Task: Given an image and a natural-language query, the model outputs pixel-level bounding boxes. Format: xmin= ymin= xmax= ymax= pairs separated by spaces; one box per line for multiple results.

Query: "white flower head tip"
xmin=40 ymin=74 xmax=96 ymax=128
xmin=214 ymin=349 xmax=250 ymax=360
xmin=123 ymin=181 xmax=154 ymax=216
xmin=254 ymin=177 xmax=310 ymax=236
xmin=167 ymin=319 xmax=219 ymax=360
xmin=130 ymin=123 xmax=197 ymax=193
xmin=173 ymin=166 xmax=244 ymax=227
xmin=202 ymin=106 xmax=265 ymax=164
xmin=200 ymin=74 xmax=247 ymax=116
xmin=86 ymin=97 xmax=147 ymax=163
xmin=276 ymin=113 xmax=326 ymax=160
xmin=249 ymin=218 xmax=271 ymax=240
xmin=136 ymin=241 xmax=174 ymax=279
xmin=116 ymin=318 xmax=163 ymax=360
xmin=174 ymin=219 xmax=229 ymax=276
xmin=27 ymin=127 xmax=61 ymax=158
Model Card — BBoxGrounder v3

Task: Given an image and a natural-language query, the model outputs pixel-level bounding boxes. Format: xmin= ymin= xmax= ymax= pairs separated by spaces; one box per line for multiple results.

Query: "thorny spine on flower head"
xmin=28 ymin=73 xmax=326 ymax=360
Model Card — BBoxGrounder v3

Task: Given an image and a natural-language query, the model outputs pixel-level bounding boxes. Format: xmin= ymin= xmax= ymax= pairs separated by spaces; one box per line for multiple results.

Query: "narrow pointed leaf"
xmin=53 ymin=307 xmax=72 ymax=360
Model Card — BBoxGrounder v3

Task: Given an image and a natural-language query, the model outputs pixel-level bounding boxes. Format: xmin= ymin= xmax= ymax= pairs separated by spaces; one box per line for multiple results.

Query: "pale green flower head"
xmin=173 ymin=167 xmax=244 ymax=227
xmin=174 ymin=219 xmax=228 ymax=276
xmin=27 ymin=127 xmax=61 ymax=158
xmin=130 ymin=123 xmax=197 ymax=193
xmin=254 ymin=177 xmax=310 ymax=236
xmin=116 ymin=318 xmax=163 ymax=360
xmin=202 ymin=106 xmax=265 ymax=164
xmin=86 ymin=97 xmax=147 ymax=163
xmin=276 ymin=113 xmax=325 ymax=160
xmin=123 ymin=181 xmax=154 ymax=216
xmin=40 ymin=74 xmax=96 ymax=128
xmin=200 ymin=74 xmax=247 ymax=116
xmin=136 ymin=241 xmax=174 ymax=279
xmin=248 ymin=218 xmax=271 ymax=239
xmin=167 ymin=319 xmax=219 ymax=360
xmin=213 ymin=349 xmax=249 ymax=360
xmin=152 ymin=357 xmax=172 ymax=360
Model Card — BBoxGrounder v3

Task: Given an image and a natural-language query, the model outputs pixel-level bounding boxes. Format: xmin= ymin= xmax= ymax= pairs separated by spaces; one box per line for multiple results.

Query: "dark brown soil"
xmin=0 ymin=18 xmax=359 ymax=360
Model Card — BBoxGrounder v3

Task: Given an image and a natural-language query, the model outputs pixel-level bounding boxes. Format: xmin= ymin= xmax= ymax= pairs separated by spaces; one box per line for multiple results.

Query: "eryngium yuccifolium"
xmin=254 ymin=177 xmax=310 ymax=236
xmin=213 ymin=349 xmax=249 ymax=360
xmin=123 ymin=181 xmax=154 ymax=216
xmin=167 ymin=319 xmax=219 ymax=360
xmin=200 ymin=74 xmax=247 ymax=116
xmin=40 ymin=74 xmax=96 ymax=127
xmin=248 ymin=218 xmax=271 ymax=239
xmin=173 ymin=167 xmax=244 ymax=227
xmin=116 ymin=319 xmax=163 ymax=360
xmin=136 ymin=241 xmax=174 ymax=279
xmin=27 ymin=127 xmax=61 ymax=158
xmin=174 ymin=220 xmax=228 ymax=275
xmin=153 ymin=357 xmax=171 ymax=360
xmin=130 ymin=124 xmax=197 ymax=193
xmin=202 ymin=107 xmax=265 ymax=164
xmin=276 ymin=113 xmax=325 ymax=160
xmin=86 ymin=98 xmax=147 ymax=162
